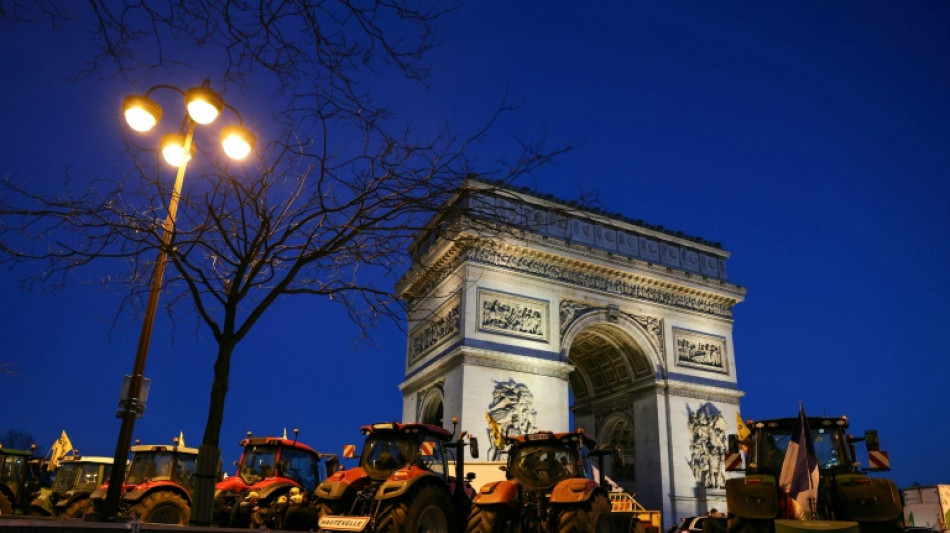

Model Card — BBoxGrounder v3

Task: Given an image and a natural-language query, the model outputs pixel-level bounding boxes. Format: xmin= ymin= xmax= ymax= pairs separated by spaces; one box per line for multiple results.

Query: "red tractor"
xmin=466 ymin=429 xmax=632 ymax=533
xmin=89 ymin=440 xmax=200 ymax=524
xmin=213 ymin=429 xmax=339 ymax=528
xmin=315 ymin=420 xmax=479 ymax=533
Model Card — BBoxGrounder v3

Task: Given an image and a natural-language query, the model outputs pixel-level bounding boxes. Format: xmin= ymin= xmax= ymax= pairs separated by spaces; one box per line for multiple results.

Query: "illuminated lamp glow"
xmin=160 ymin=133 xmax=193 ymax=167
xmin=184 ymin=86 xmax=223 ymax=125
xmin=220 ymin=125 xmax=255 ymax=160
xmin=123 ymin=95 xmax=162 ymax=132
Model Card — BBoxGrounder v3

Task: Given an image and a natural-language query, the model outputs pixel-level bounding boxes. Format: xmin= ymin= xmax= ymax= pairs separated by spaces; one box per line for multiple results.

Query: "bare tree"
xmin=0 ymin=0 xmax=567 ymax=524
xmin=0 ymin=429 xmax=36 ymax=451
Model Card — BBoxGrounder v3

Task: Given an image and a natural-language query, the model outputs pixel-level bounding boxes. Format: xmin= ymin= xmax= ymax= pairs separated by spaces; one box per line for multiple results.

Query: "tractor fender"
xmin=30 ymin=488 xmax=54 ymax=516
xmin=123 ymin=482 xmax=192 ymax=506
xmin=256 ymin=480 xmax=299 ymax=502
xmin=550 ymin=478 xmax=600 ymax=504
xmin=215 ymin=476 xmax=248 ymax=494
xmin=376 ymin=470 xmax=441 ymax=501
xmin=315 ymin=468 xmax=369 ymax=501
xmin=833 ymin=474 xmax=902 ymax=522
xmin=725 ymin=475 xmax=779 ymax=520
xmin=55 ymin=492 xmax=83 ymax=510
xmin=472 ymin=480 xmax=520 ymax=506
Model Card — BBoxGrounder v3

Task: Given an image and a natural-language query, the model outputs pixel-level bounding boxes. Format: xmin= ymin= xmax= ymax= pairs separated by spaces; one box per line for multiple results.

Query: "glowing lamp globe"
xmin=160 ymin=133 xmax=193 ymax=167
xmin=122 ymin=95 xmax=162 ymax=132
xmin=220 ymin=126 xmax=255 ymax=160
xmin=184 ymin=86 xmax=224 ymax=125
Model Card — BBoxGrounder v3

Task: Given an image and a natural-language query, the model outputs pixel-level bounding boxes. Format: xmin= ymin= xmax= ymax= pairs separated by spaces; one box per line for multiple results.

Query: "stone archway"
xmin=562 ymin=316 xmax=660 ymax=494
xmin=417 ymin=383 xmax=445 ymax=427
xmin=600 ymin=412 xmax=637 ymax=487
xmin=397 ymin=181 xmax=747 ymax=526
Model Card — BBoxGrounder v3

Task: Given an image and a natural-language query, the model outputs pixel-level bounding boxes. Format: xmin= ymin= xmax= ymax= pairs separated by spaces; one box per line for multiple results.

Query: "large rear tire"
xmin=466 ymin=505 xmax=513 ymax=533
xmin=128 ymin=491 xmax=190 ymax=525
xmin=0 ymin=493 xmax=13 ymax=515
xmin=377 ymin=485 xmax=454 ymax=533
xmin=556 ymin=494 xmax=612 ymax=533
xmin=63 ymin=498 xmax=93 ymax=519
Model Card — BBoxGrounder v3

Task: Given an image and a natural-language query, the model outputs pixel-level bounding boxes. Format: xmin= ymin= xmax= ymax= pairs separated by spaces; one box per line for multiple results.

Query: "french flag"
xmin=779 ymin=403 xmax=819 ymax=518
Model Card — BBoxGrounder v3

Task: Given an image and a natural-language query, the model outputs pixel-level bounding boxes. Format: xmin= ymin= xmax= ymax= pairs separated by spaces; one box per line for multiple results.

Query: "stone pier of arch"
xmin=397 ymin=181 xmax=746 ymax=527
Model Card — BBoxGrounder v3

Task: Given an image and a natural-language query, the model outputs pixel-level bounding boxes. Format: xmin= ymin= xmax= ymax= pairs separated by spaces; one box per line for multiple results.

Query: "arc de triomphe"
xmin=397 ymin=180 xmax=746 ymax=523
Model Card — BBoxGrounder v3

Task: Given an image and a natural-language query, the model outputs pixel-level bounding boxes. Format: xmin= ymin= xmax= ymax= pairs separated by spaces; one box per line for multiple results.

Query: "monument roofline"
xmin=408 ymin=178 xmax=727 ymax=259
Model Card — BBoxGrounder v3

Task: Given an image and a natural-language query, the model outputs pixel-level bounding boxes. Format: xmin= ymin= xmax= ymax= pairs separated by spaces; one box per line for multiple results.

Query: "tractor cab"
xmin=359 ymin=422 xmax=452 ymax=481
xmin=0 ymin=444 xmax=43 ymax=515
xmin=125 ymin=444 xmax=198 ymax=487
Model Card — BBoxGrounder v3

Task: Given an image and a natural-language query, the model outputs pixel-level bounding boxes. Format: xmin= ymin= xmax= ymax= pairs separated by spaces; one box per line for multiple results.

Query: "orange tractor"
xmin=466 ymin=429 xmax=635 ymax=533
xmin=213 ymin=429 xmax=338 ymax=528
xmin=315 ymin=420 xmax=479 ymax=533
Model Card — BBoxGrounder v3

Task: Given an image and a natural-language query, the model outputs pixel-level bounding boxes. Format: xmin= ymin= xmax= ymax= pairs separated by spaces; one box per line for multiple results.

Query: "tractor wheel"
xmin=129 ymin=491 xmax=190 ymax=525
xmin=0 ymin=493 xmax=12 ymax=515
xmin=63 ymin=498 xmax=93 ymax=519
xmin=555 ymin=494 xmax=612 ymax=533
xmin=727 ymin=516 xmax=772 ymax=533
xmin=377 ymin=485 xmax=454 ymax=533
xmin=466 ymin=505 xmax=513 ymax=533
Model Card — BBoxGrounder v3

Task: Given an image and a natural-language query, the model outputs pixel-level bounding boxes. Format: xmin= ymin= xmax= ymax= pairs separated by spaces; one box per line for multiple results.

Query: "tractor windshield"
xmin=51 ymin=463 xmax=81 ymax=492
xmin=126 ymin=452 xmax=197 ymax=485
xmin=508 ymin=443 xmax=579 ymax=489
xmin=757 ymin=425 xmax=848 ymax=472
xmin=0 ymin=454 xmax=26 ymax=485
xmin=240 ymin=445 xmax=278 ymax=484
xmin=360 ymin=433 xmax=445 ymax=479
xmin=54 ymin=462 xmax=106 ymax=492
xmin=127 ymin=452 xmax=173 ymax=483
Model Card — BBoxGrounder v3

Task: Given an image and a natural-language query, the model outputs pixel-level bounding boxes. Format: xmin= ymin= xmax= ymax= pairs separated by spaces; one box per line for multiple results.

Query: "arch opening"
xmin=420 ymin=391 xmax=444 ymax=427
xmin=566 ymin=323 xmax=655 ymax=493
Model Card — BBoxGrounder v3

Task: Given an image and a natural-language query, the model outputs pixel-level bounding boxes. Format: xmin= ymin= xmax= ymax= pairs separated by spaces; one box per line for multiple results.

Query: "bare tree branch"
xmin=0 ymin=0 xmax=571 ymax=523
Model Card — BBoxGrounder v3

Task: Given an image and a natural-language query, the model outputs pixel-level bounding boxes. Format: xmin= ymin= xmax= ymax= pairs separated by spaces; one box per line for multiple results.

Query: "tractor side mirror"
xmin=727 ymin=434 xmax=740 ymax=454
xmin=469 ymin=437 xmax=479 ymax=459
xmin=325 ymin=456 xmax=341 ymax=478
xmin=864 ymin=430 xmax=879 ymax=451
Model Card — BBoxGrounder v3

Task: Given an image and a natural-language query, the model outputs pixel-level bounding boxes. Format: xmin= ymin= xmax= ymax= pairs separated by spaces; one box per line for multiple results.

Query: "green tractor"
xmin=724 ymin=415 xmax=902 ymax=533
xmin=29 ymin=453 xmax=113 ymax=518
xmin=0 ymin=444 xmax=46 ymax=516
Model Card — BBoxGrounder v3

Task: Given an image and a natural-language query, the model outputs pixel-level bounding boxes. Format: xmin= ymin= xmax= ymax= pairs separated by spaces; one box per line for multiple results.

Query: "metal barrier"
xmin=0 ymin=517 xmax=264 ymax=533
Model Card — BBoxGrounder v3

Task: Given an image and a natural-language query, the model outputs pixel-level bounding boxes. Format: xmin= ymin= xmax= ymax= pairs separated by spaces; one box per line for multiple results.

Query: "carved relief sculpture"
xmin=485 ymin=378 xmax=539 ymax=460
xmin=687 ymin=402 xmax=728 ymax=489
xmin=478 ymin=289 xmax=549 ymax=342
xmin=409 ymin=294 xmax=461 ymax=364
xmin=673 ymin=328 xmax=728 ymax=373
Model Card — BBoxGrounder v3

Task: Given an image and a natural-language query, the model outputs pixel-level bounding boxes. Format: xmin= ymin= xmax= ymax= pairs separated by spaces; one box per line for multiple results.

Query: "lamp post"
xmin=104 ymin=79 xmax=254 ymax=521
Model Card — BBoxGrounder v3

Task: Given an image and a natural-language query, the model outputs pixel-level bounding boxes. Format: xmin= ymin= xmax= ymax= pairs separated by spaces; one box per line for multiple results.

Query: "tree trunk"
xmin=189 ymin=339 xmax=234 ymax=526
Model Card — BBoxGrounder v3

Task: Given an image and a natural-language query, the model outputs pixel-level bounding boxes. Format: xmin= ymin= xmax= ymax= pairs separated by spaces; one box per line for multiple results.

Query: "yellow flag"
xmin=48 ymin=430 xmax=73 ymax=471
xmin=178 ymin=431 xmax=186 ymax=448
xmin=736 ymin=412 xmax=751 ymax=441
xmin=485 ymin=411 xmax=506 ymax=451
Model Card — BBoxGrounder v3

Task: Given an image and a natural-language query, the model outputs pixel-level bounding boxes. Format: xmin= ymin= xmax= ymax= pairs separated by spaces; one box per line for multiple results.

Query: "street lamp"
xmin=104 ymin=79 xmax=254 ymax=521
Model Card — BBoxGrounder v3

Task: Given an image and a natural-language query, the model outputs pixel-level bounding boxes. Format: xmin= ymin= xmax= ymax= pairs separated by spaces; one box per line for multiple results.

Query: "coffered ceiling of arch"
xmin=568 ymin=326 xmax=652 ymax=401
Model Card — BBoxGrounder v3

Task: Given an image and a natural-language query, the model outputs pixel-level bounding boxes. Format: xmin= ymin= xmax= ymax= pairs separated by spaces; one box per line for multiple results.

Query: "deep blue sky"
xmin=1 ymin=2 xmax=948 ymax=489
